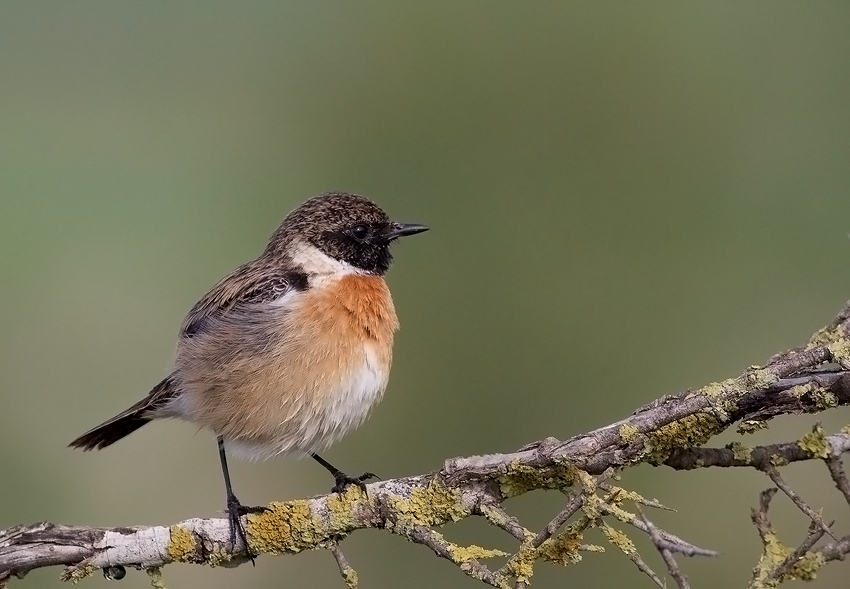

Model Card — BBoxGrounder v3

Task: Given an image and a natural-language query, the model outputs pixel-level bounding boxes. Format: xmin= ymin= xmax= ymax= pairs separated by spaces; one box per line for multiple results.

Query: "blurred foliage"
xmin=2 ymin=2 xmax=850 ymax=588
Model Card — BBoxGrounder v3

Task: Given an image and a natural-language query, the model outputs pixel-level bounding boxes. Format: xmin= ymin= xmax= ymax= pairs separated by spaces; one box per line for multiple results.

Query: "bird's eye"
xmin=350 ymin=224 xmax=369 ymax=241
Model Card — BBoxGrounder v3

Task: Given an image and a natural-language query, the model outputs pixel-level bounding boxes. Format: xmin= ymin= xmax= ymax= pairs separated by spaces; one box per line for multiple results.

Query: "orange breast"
xmin=302 ymin=274 xmax=399 ymax=344
xmin=171 ymin=273 xmax=400 ymax=458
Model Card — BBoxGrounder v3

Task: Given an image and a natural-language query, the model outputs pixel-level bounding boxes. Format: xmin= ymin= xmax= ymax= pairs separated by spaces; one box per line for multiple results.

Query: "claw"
xmin=332 ymin=471 xmax=379 ymax=495
xmin=225 ymin=495 xmax=267 ymax=565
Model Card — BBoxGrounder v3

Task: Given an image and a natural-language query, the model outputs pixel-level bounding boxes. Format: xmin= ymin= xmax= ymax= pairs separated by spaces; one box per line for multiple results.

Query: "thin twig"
xmin=329 ymin=542 xmax=359 ymax=589
xmin=406 ymin=525 xmax=500 ymax=587
xmin=627 ymin=551 xmax=666 ymax=589
xmin=476 ymin=504 xmax=531 ymax=542
xmin=598 ymin=503 xmax=718 ymax=558
xmin=825 ymin=456 xmax=850 ymax=508
xmin=762 ymin=464 xmax=837 ymax=540
xmin=638 ymin=507 xmax=690 ymax=589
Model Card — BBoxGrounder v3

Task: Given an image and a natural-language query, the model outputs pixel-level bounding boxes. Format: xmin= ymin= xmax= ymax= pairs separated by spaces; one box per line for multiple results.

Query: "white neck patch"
xmin=289 ymin=240 xmax=364 ymax=276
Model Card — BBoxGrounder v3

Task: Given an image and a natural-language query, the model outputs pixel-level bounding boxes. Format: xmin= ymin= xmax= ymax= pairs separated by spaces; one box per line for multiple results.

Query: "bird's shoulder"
xmin=180 ymin=259 xmax=307 ymax=338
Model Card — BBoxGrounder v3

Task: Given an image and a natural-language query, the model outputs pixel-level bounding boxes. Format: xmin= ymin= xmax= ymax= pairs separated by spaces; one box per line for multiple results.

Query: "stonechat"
xmin=69 ymin=192 xmax=428 ymax=559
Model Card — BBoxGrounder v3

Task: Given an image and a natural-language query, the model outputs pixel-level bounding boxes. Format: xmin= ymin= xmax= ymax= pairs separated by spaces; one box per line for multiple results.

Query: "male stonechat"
xmin=69 ymin=192 xmax=428 ymax=559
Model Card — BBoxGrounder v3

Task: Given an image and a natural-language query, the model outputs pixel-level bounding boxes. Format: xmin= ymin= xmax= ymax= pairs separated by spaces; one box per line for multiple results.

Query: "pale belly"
xmin=167 ymin=339 xmax=390 ymax=461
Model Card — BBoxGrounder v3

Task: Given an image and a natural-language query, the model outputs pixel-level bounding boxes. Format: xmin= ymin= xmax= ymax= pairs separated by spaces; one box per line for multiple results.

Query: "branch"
xmin=5 ymin=300 xmax=850 ymax=587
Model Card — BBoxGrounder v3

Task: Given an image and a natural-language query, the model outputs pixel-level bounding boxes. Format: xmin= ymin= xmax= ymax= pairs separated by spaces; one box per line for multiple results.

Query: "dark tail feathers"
xmin=69 ymin=375 xmax=177 ymax=451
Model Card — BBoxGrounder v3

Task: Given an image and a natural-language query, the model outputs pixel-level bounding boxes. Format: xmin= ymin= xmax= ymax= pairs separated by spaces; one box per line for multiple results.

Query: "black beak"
xmin=387 ymin=222 xmax=429 ymax=240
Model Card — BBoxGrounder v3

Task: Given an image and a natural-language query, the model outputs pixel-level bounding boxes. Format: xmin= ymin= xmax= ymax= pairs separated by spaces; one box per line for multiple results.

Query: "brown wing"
xmin=180 ymin=262 xmax=308 ymax=338
xmin=69 ymin=263 xmax=308 ymax=451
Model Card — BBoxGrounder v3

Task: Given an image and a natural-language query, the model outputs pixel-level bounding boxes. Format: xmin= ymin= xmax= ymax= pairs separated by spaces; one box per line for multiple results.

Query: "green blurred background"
xmin=2 ymin=2 xmax=850 ymax=588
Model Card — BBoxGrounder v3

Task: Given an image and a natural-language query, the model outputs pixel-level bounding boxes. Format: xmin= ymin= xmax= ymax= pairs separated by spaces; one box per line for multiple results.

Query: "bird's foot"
xmin=331 ymin=471 xmax=379 ymax=495
xmin=225 ymin=494 xmax=268 ymax=565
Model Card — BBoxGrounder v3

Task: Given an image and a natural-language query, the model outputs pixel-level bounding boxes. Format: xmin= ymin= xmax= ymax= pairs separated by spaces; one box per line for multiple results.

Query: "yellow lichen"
xmin=741 ymin=369 xmax=779 ymax=391
xmin=450 ymin=544 xmax=509 ymax=561
xmin=738 ymin=419 xmax=769 ymax=435
xmin=599 ymin=523 xmax=635 ymax=555
xmin=391 ymin=480 xmax=470 ymax=526
xmin=247 ymin=500 xmax=323 ymax=555
xmin=646 ymin=412 xmax=724 ymax=465
xmin=827 ymin=338 xmax=850 ymax=362
xmin=809 ymin=388 xmax=839 ymax=411
xmin=789 ymin=383 xmax=815 ymax=398
xmin=729 ymin=441 xmax=753 ymax=463
xmin=605 ymin=485 xmax=672 ymax=511
xmin=206 ymin=549 xmax=234 ymax=567
xmin=539 ymin=530 xmax=584 ymax=565
xmin=798 ymin=424 xmax=831 ymax=459
xmin=325 ymin=487 xmax=361 ymax=530
xmin=497 ymin=460 xmax=578 ymax=498
xmin=841 ymin=424 xmax=850 ymax=435
xmin=700 ymin=379 xmax=732 ymax=397
xmin=503 ymin=543 xmax=537 ymax=584
xmin=247 ymin=487 xmax=369 ymax=556
xmin=341 ymin=567 xmax=358 ymax=589
xmin=60 ymin=563 xmax=97 ymax=583
xmin=166 ymin=525 xmax=195 ymax=562
xmin=619 ymin=424 xmax=639 ymax=443
xmin=751 ymin=528 xmax=825 ymax=587
xmin=769 ymin=454 xmax=789 ymax=467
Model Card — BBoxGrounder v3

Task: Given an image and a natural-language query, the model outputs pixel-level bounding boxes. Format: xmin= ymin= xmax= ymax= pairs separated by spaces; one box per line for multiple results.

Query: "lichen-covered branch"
xmin=5 ymin=301 xmax=850 ymax=587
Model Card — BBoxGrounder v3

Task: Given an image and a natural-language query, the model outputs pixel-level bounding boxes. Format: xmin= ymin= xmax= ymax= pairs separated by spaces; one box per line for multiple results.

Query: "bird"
xmin=69 ymin=192 xmax=428 ymax=560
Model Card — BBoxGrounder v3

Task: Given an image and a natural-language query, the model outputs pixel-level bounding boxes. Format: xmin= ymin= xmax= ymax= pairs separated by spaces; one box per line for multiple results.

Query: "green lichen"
xmin=206 ymin=549 xmax=235 ymax=567
xmin=699 ymin=379 xmax=732 ymax=397
xmin=619 ymin=424 xmax=639 ymax=443
xmin=599 ymin=523 xmax=635 ymax=555
xmin=828 ymin=338 xmax=850 ymax=362
xmin=789 ymin=383 xmax=815 ymax=398
xmin=498 ymin=460 xmax=578 ymax=498
xmin=450 ymin=544 xmax=509 ymax=561
xmin=741 ymin=369 xmax=779 ymax=391
xmin=645 ymin=412 xmax=724 ymax=465
xmin=60 ymin=563 xmax=97 ymax=584
xmin=738 ymin=420 xmax=769 ymax=435
xmin=809 ymin=388 xmax=839 ymax=411
xmin=606 ymin=486 xmax=673 ymax=511
xmin=340 ymin=567 xmax=358 ymax=589
xmin=539 ymin=530 xmax=584 ymax=565
xmin=503 ymin=543 xmax=537 ymax=584
xmin=769 ymin=454 xmax=789 ymax=467
xmin=798 ymin=424 xmax=831 ymax=459
xmin=729 ymin=441 xmax=753 ymax=463
xmin=391 ymin=480 xmax=470 ymax=526
xmin=751 ymin=529 xmax=825 ymax=587
xmin=787 ymin=383 xmax=837 ymax=410
xmin=166 ymin=525 xmax=195 ymax=562
xmin=146 ymin=567 xmax=166 ymax=589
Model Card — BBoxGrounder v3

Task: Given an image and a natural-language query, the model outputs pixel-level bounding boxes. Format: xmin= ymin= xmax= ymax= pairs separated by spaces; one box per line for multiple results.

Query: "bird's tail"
xmin=68 ymin=375 xmax=178 ymax=451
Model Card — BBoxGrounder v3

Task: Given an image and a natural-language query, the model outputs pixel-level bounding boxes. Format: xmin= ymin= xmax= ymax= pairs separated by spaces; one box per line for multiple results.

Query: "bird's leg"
xmin=217 ymin=436 xmax=266 ymax=564
xmin=311 ymin=453 xmax=378 ymax=494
